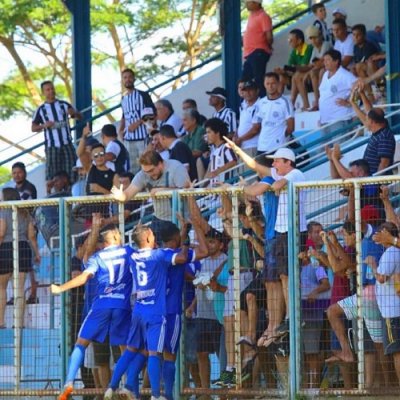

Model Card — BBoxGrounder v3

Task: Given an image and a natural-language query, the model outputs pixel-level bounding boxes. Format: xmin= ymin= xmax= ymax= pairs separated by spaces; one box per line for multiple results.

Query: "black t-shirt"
xmin=353 ymin=41 xmax=379 ymax=63
xmin=169 ymin=141 xmax=198 ymax=181
xmin=16 ymin=180 xmax=37 ymax=200
xmin=86 ymin=166 xmax=115 ymax=195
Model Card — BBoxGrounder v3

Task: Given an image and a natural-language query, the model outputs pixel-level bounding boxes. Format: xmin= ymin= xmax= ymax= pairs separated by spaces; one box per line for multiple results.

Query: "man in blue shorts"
xmin=105 ymin=220 xmax=208 ymax=400
xmin=51 ymin=222 xmax=133 ymax=400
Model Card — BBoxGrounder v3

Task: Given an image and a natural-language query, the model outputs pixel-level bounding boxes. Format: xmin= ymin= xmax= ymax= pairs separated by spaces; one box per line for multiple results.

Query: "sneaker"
xmin=58 ymin=383 xmax=73 ymax=400
xmin=104 ymin=387 xmax=115 ymax=400
xmin=6 ymin=298 xmax=14 ymax=306
xmin=220 ymin=369 xmax=236 ymax=387
xmin=275 ymin=319 xmax=289 ymax=336
xmin=26 ymin=295 xmax=39 ymax=304
xmin=236 ymin=335 xmax=254 ymax=347
xmin=117 ymin=387 xmax=137 ymax=399
xmin=212 ymin=370 xmax=230 ymax=386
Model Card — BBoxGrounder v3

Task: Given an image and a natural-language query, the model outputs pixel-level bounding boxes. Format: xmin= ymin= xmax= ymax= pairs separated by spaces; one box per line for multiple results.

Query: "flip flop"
xmin=325 ymin=355 xmax=354 ymax=364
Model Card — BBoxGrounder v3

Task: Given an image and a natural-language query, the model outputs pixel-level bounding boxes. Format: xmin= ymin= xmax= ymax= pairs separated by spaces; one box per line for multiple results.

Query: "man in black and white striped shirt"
xmin=206 ymin=87 xmax=237 ymax=137
xmin=32 ymin=81 xmax=82 ymax=186
xmin=118 ymin=68 xmax=156 ymax=174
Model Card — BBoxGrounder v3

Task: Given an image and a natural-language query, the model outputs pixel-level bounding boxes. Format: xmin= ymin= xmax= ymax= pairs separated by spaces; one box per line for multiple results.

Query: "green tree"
xmin=0 ymin=165 xmax=11 ymax=185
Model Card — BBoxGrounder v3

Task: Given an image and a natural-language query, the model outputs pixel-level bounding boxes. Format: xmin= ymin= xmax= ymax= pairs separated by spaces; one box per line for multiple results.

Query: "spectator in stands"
xmin=32 ymin=81 xmax=81 ymax=187
xmin=242 ymin=0 xmax=273 ymax=97
xmin=311 ymin=3 xmax=331 ymax=44
xmin=254 ymin=72 xmax=294 ymax=156
xmin=332 ymin=18 xmax=354 ymax=68
xmin=111 ymin=150 xmax=190 ymax=237
xmin=319 ymin=49 xmax=357 ymax=131
xmin=372 ymin=222 xmax=400 ymax=385
xmin=351 ymin=24 xmax=380 ymax=79
xmin=206 ymin=87 xmax=237 ymax=137
xmin=147 ymin=129 xmax=169 ymax=161
xmin=182 ymin=99 xmax=207 ymax=126
xmin=71 ymin=159 xmax=87 ymax=197
xmin=156 ymin=99 xmax=183 ymax=136
xmin=158 ymin=124 xmax=197 ymax=181
xmin=349 ymin=88 xmax=395 ymax=174
xmin=0 ymin=188 xmax=40 ymax=329
xmin=274 ymin=29 xmax=313 ymax=107
xmin=118 ymin=68 xmax=156 ymax=174
xmin=12 ymin=162 xmax=37 ymax=200
xmin=300 ymin=26 xmax=331 ymax=111
xmin=234 ymin=79 xmax=261 ymax=158
xmin=204 ymin=118 xmax=237 ymax=187
xmin=325 ymin=220 xmax=385 ymax=389
xmin=332 ymin=8 xmax=350 ymax=26
xmin=224 ymin=140 xmax=307 ymax=345
xmin=99 ymin=124 xmax=130 ymax=175
xmin=47 ymin=170 xmax=71 ymax=196
xmin=181 ymin=109 xmax=208 ymax=159
xmin=86 ymin=143 xmax=118 ymax=196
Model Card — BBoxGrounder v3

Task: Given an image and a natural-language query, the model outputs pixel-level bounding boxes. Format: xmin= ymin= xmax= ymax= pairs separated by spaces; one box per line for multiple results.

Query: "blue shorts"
xmin=164 ymin=313 xmax=182 ymax=354
xmin=127 ymin=313 xmax=166 ymax=353
xmin=78 ymin=308 xmax=131 ymax=346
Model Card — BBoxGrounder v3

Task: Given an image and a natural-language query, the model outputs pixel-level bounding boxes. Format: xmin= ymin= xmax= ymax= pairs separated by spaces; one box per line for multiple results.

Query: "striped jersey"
xmin=121 ymin=89 xmax=155 ymax=141
xmin=32 ymin=100 xmax=73 ymax=148
xmin=212 ymin=106 xmax=237 ymax=134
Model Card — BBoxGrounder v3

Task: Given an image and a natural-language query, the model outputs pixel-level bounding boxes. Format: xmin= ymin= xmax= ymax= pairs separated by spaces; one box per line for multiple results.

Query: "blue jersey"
xmin=361 ymin=228 xmax=384 ymax=286
xmin=84 ymin=245 xmax=133 ymax=311
xmin=261 ymin=176 xmax=278 ymax=240
xmin=130 ymin=247 xmax=178 ymax=316
xmin=166 ymin=248 xmax=195 ymax=314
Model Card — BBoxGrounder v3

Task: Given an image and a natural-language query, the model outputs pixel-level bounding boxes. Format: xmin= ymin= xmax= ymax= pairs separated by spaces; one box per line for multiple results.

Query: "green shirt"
xmin=181 ymin=125 xmax=208 ymax=153
xmin=288 ymin=43 xmax=313 ymax=66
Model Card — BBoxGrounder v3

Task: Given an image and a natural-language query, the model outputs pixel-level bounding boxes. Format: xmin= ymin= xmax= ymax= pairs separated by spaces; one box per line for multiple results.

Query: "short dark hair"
xmin=40 ymin=80 xmax=53 ymax=90
xmin=119 ymin=171 xmax=134 ymax=182
xmin=264 ymin=71 xmax=280 ymax=81
xmin=343 ymin=220 xmax=356 ymax=235
xmin=121 ymin=68 xmax=135 ymax=77
xmin=2 ymin=187 xmax=21 ymax=201
xmin=12 ymin=162 xmax=26 ymax=172
xmin=54 ymin=170 xmax=70 ymax=180
xmin=159 ymin=124 xmax=177 ymax=139
xmin=378 ymin=221 xmax=399 ymax=238
xmin=352 ymin=24 xmax=367 ymax=36
xmin=238 ymin=200 xmax=262 ymax=219
xmin=349 ymin=159 xmax=370 ymax=176
xmin=160 ymin=222 xmax=180 ymax=243
xmin=290 ymin=29 xmax=305 ymax=42
xmin=101 ymin=124 xmax=117 ymax=137
xmin=324 ymin=49 xmax=342 ymax=65
xmin=156 ymin=99 xmax=174 ymax=114
xmin=307 ymin=221 xmax=323 ymax=234
xmin=183 ymin=99 xmax=198 ymax=109
xmin=91 ymin=143 xmax=105 ymax=152
xmin=311 ymin=3 xmax=325 ymax=13
xmin=139 ymin=150 xmax=163 ymax=166
xmin=367 ymin=108 xmax=386 ymax=124
xmin=204 ymin=118 xmax=228 ymax=138
xmin=332 ymin=18 xmax=347 ymax=29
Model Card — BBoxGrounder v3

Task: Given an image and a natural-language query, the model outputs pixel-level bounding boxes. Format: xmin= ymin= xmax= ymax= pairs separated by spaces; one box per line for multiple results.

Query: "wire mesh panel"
xmin=294 ymin=176 xmax=400 ymax=397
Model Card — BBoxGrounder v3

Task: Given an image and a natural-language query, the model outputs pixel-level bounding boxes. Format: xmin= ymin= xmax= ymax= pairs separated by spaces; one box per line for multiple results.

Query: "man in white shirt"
xmin=332 ymin=18 xmax=354 ymax=68
xmin=253 ymin=72 xmax=294 ymax=156
xmin=234 ymin=79 xmax=261 ymax=160
xmin=224 ymin=138 xmax=307 ymax=345
xmin=319 ymin=49 xmax=357 ymax=132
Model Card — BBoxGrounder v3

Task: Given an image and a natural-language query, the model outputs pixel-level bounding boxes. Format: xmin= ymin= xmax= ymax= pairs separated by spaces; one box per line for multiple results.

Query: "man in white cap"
xmin=242 ymin=0 xmax=273 ymax=97
xmin=206 ymin=87 xmax=237 ymax=137
xmin=224 ymin=137 xmax=307 ymax=346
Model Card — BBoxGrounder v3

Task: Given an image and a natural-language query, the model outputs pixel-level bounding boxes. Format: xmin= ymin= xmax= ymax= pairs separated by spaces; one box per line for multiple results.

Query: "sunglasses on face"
xmin=93 ymin=152 xmax=105 ymax=159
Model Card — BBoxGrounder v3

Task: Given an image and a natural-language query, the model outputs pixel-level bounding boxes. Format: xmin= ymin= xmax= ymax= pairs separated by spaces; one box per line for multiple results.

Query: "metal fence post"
xmin=288 ymin=182 xmax=301 ymax=398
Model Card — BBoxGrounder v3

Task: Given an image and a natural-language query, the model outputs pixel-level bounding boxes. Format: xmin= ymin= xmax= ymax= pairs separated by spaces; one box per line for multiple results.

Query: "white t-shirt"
xmin=376 ymin=246 xmax=400 ymax=318
xmin=271 ymin=168 xmax=307 ymax=233
xmin=238 ymin=98 xmax=260 ymax=150
xmin=334 ymin=34 xmax=354 ymax=58
xmin=159 ymin=113 xmax=183 ymax=137
xmin=319 ymin=66 xmax=357 ymax=124
xmin=254 ymin=95 xmax=294 ymax=153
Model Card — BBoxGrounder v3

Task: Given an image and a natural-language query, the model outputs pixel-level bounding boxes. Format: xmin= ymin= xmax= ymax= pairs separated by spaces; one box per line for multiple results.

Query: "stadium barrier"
xmin=1 ymin=181 xmax=400 ymax=398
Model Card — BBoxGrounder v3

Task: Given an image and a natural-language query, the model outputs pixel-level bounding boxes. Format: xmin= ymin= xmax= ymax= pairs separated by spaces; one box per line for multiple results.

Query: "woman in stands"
xmin=0 ymin=188 xmax=40 ymax=328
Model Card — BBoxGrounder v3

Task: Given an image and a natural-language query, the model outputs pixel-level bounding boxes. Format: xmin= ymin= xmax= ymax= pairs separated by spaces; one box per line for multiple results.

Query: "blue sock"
xmin=65 ymin=344 xmax=86 ymax=384
xmin=148 ymin=355 xmax=161 ymax=397
xmin=125 ymin=352 xmax=147 ymax=397
xmin=162 ymin=360 xmax=176 ymax=400
xmin=109 ymin=349 xmax=137 ymax=390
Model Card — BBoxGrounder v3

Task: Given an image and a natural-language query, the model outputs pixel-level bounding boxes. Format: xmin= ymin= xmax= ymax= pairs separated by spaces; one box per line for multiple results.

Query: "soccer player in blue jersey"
xmin=105 ymin=218 xmax=208 ymax=400
xmin=51 ymin=221 xmax=133 ymax=400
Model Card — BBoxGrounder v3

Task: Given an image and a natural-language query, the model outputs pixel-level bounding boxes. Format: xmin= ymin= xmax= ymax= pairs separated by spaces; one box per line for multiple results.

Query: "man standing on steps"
xmin=32 ymin=80 xmax=82 ymax=188
xmin=242 ymin=0 xmax=273 ymax=97
xmin=118 ymin=68 xmax=156 ymax=174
